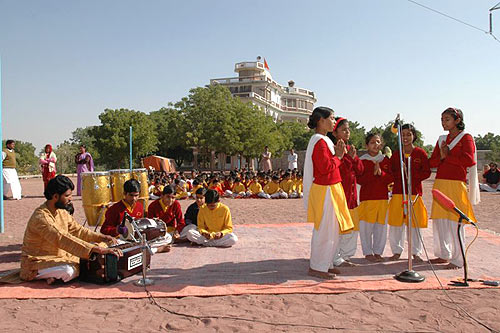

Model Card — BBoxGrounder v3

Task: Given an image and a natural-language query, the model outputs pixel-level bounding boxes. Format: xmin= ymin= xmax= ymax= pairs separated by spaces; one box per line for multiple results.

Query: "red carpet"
xmin=1 ymin=223 xmax=499 ymax=299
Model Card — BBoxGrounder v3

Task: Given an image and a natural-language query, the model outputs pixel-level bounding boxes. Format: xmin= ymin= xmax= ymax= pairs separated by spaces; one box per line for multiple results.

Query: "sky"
xmin=1 ymin=0 xmax=499 ymax=152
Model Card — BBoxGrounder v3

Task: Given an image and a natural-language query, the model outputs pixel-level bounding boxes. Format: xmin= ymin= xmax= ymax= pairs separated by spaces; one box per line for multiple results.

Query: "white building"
xmin=210 ymin=57 xmax=317 ymax=123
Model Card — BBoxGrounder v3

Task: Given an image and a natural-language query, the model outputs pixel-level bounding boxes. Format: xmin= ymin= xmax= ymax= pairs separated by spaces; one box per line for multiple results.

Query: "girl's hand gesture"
xmin=335 ymin=139 xmax=346 ymax=159
xmin=348 ymin=145 xmax=356 ymax=158
xmin=374 ymin=161 xmax=382 ymax=176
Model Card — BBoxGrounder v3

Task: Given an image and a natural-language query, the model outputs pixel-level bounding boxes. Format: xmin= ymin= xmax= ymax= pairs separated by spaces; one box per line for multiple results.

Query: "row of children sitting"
xmin=148 ymin=170 xmax=304 ymax=200
xmin=100 ymin=179 xmax=238 ymax=248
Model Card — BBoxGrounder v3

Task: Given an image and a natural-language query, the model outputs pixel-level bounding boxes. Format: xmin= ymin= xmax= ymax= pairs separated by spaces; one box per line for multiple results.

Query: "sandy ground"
xmin=0 ymin=177 xmax=499 ymax=332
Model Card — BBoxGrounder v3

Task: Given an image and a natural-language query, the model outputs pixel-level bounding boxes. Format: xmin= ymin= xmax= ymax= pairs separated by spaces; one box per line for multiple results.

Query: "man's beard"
xmin=55 ymin=200 xmax=72 ymax=211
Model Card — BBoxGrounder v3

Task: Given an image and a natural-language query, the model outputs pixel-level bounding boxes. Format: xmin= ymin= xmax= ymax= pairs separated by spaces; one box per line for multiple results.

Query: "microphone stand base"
xmin=134 ymin=278 xmax=155 ymax=287
xmin=449 ymin=280 xmax=469 ymax=287
xmin=394 ymin=270 xmax=425 ymax=283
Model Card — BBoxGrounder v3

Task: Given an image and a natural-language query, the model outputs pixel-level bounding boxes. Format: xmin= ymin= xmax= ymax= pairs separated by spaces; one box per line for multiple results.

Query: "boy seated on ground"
xmin=279 ymin=172 xmax=297 ymax=198
xmin=231 ymin=177 xmax=247 ymax=198
xmin=263 ymin=175 xmax=287 ymax=199
xmin=480 ymin=162 xmax=500 ymax=192
xmin=184 ymin=187 xmax=206 ymax=229
xmin=174 ymin=178 xmax=189 ymax=200
xmin=247 ymin=175 xmax=267 ymax=198
xmin=186 ymin=189 xmax=238 ymax=247
xmin=147 ymin=185 xmax=187 ymax=242
xmin=101 ymin=179 xmax=144 ymax=237
xmin=20 ymin=175 xmax=120 ymax=284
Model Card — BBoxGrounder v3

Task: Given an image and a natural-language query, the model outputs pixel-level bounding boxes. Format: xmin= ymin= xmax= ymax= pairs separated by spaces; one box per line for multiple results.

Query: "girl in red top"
xmin=388 ymin=124 xmax=431 ymax=262
xmin=358 ymin=133 xmax=393 ymax=262
xmin=303 ymin=107 xmax=353 ymax=280
xmin=429 ymin=107 xmax=478 ymax=269
xmin=329 ymin=117 xmax=364 ymax=268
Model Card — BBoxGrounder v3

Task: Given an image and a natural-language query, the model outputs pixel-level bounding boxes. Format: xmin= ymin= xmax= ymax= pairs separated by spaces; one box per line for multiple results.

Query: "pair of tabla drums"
xmin=81 ymin=168 xmax=149 ymax=226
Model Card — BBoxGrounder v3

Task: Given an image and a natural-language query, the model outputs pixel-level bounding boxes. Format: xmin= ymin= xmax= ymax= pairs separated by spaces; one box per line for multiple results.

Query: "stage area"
xmin=1 ymin=222 xmax=499 ymax=299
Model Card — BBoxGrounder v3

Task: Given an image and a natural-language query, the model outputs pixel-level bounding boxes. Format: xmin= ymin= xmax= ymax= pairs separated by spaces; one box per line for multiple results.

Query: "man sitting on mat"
xmin=20 ymin=175 xmax=121 ymax=284
xmin=186 ymin=189 xmax=238 ymax=247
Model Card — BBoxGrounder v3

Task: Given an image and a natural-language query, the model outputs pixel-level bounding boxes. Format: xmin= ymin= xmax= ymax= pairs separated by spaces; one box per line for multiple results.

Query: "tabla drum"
xmin=109 ymin=169 xmax=132 ymax=202
xmin=81 ymin=171 xmax=111 ymax=226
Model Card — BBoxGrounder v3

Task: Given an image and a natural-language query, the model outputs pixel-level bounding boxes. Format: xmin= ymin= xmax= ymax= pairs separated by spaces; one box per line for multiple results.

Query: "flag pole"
xmin=0 ymin=57 xmax=4 ymax=233
xmin=129 ymin=126 xmax=133 ymax=171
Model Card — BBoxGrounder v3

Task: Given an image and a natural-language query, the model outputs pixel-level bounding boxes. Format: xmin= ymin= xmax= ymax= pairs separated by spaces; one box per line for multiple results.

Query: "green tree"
xmin=3 ymin=140 xmax=39 ymax=175
xmin=53 ymin=140 xmax=79 ymax=174
xmin=474 ymin=132 xmax=500 ymax=150
xmin=180 ymin=85 xmax=241 ymax=156
xmin=347 ymin=121 xmax=366 ymax=149
xmin=149 ymin=106 xmax=192 ymax=168
xmin=278 ymin=121 xmax=313 ymax=151
xmin=93 ymin=109 xmax=158 ymax=169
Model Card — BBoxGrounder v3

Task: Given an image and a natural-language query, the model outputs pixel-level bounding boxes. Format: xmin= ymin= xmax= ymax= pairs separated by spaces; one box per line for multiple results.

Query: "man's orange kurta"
xmin=20 ymin=203 xmax=103 ymax=281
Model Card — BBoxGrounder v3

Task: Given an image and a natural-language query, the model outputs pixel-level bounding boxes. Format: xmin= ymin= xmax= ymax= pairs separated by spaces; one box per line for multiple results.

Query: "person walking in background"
xmin=39 ymin=144 xmax=57 ymax=190
xmin=2 ymin=139 xmax=22 ymax=200
xmin=75 ymin=145 xmax=94 ymax=196
xmin=261 ymin=146 xmax=272 ymax=172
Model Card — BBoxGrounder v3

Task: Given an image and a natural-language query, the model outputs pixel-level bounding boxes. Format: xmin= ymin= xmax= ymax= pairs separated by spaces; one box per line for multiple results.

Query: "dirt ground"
xmin=0 ymin=176 xmax=499 ymax=332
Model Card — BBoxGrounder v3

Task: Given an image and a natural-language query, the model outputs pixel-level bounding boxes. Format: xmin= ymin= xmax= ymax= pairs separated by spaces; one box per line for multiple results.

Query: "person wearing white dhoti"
xmin=287 ymin=149 xmax=298 ymax=170
xmin=303 ymin=107 xmax=353 ymax=280
xmin=2 ymin=140 xmax=22 ymax=200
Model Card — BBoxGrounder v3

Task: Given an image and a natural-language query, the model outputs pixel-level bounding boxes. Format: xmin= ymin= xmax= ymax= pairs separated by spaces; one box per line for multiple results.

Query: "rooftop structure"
xmin=210 ymin=57 xmax=317 ymax=123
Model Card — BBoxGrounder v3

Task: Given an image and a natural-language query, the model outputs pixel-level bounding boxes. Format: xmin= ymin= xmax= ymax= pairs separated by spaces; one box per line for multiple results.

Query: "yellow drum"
xmin=81 ymin=171 xmax=111 ymax=226
xmin=132 ymin=168 xmax=150 ymax=211
xmin=132 ymin=168 xmax=149 ymax=199
xmin=110 ymin=169 xmax=132 ymax=202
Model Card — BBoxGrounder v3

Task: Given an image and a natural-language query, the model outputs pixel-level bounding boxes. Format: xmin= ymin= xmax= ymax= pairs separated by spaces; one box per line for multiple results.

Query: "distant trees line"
xmin=5 ymin=85 xmax=500 ymax=174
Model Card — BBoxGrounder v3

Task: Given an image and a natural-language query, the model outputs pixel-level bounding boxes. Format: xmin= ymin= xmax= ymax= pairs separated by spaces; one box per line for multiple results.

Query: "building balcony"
xmin=234 ymin=61 xmax=265 ymax=72
xmin=283 ymin=86 xmax=316 ymax=99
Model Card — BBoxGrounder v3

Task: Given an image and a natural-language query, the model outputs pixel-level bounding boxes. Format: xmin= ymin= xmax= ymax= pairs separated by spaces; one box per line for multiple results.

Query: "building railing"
xmin=235 ymin=61 xmax=265 ymax=71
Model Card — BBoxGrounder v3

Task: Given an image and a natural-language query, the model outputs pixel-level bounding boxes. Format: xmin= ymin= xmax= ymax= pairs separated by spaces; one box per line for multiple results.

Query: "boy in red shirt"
xmin=100 ymin=179 xmax=144 ymax=237
xmin=147 ymin=185 xmax=187 ymax=242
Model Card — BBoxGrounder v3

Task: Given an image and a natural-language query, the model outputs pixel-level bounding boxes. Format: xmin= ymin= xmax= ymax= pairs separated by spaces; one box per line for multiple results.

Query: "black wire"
xmin=411 ymin=208 xmax=499 ymax=333
xmin=406 ymin=0 xmax=500 ymax=44
xmin=143 ymin=287 xmax=436 ymax=333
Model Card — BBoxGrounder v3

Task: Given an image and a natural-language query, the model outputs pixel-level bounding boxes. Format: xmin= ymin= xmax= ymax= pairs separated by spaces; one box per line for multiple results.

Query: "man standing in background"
xmin=2 ymin=140 xmax=22 ymax=200
xmin=288 ymin=148 xmax=298 ymax=170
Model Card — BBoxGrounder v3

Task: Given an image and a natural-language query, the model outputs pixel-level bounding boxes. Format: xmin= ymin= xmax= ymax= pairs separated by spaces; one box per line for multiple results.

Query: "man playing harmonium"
xmin=20 ymin=175 xmax=121 ymax=284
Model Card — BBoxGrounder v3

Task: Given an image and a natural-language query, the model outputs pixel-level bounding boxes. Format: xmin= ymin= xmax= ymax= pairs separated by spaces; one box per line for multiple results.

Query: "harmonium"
xmin=79 ymin=242 xmax=151 ymax=284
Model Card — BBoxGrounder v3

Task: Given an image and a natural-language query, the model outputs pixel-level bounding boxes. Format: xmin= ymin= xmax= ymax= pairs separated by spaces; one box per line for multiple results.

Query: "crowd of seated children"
xmin=146 ymin=168 xmax=303 ymax=200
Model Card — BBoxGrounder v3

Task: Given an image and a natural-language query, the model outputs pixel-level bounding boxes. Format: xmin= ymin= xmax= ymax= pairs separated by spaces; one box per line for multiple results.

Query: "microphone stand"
xmin=394 ymin=119 xmax=425 ymax=283
xmin=130 ymin=218 xmax=155 ymax=287
xmin=450 ymin=217 xmax=469 ymax=287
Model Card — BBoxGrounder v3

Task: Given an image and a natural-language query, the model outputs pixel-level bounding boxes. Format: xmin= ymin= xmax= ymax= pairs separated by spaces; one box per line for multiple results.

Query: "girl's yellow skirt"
xmin=349 ymin=207 xmax=360 ymax=231
xmin=307 ymin=183 xmax=353 ymax=233
xmin=358 ymin=199 xmax=388 ymax=225
xmin=431 ymin=179 xmax=476 ymax=222
xmin=388 ymin=194 xmax=427 ymax=228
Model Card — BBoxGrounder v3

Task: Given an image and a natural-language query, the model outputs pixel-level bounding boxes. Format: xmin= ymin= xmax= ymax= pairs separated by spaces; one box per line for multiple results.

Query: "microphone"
xmin=391 ymin=114 xmax=400 ymax=134
xmin=117 ymin=212 xmax=130 ymax=236
xmin=432 ymin=189 xmax=476 ymax=225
